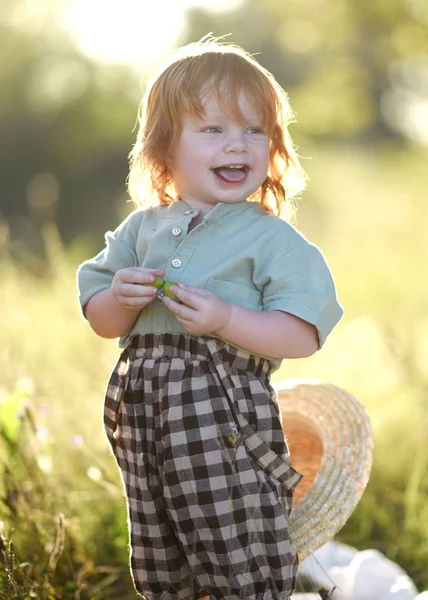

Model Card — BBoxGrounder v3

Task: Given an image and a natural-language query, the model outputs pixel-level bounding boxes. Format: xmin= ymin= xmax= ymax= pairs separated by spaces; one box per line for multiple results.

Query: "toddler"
xmin=77 ymin=39 xmax=343 ymax=600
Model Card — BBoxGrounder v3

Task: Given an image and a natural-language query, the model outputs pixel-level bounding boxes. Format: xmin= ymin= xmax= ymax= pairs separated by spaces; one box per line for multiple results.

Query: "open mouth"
xmin=212 ymin=165 xmax=249 ymax=183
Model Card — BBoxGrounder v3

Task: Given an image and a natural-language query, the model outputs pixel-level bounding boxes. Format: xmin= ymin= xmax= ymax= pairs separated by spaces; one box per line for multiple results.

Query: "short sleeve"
xmin=76 ymin=210 xmax=143 ymax=317
xmin=262 ymin=242 xmax=343 ymax=347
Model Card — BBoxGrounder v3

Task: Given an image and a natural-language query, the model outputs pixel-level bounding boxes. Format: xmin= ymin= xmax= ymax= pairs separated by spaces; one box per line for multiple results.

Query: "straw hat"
xmin=274 ymin=379 xmax=374 ymax=561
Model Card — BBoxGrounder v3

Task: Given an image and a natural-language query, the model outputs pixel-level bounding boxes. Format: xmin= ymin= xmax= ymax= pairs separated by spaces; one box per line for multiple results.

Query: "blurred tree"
xmin=181 ymin=0 xmax=428 ymax=140
xmin=0 ymin=0 xmax=142 ymax=258
xmin=1 ymin=0 xmax=427 ymax=253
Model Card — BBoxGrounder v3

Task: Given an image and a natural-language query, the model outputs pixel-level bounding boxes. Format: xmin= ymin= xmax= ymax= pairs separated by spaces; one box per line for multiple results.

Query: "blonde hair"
xmin=128 ymin=38 xmax=306 ymax=220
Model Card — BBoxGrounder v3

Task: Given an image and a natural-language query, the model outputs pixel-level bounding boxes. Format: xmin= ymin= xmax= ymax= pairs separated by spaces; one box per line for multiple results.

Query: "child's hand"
xmin=162 ymin=281 xmax=231 ymax=335
xmin=111 ymin=267 xmax=165 ymax=310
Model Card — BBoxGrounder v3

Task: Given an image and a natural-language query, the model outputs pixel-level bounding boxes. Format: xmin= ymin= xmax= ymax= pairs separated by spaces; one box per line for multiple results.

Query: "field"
xmin=1 ymin=145 xmax=427 ymax=597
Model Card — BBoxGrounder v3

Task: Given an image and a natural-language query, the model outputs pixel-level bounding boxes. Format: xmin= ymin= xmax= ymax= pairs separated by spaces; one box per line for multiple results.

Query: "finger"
xmin=162 ymin=295 xmax=195 ymax=319
xmin=135 ymin=267 xmax=165 ymax=274
xmin=120 ymin=295 xmax=155 ymax=309
xmin=121 ymin=268 xmax=164 ymax=285
xmin=175 ymin=315 xmax=193 ymax=329
xmin=123 ymin=283 xmax=159 ymax=297
xmin=175 ymin=280 xmax=206 ymax=296
xmin=171 ymin=283 xmax=204 ymax=309
xmin=149 ymin=267 xmax=166 ymax=276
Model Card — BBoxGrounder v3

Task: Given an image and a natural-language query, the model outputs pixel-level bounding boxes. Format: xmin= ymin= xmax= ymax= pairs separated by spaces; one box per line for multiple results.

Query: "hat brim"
xmin=274 ymin=379 xmax=373 ymax=561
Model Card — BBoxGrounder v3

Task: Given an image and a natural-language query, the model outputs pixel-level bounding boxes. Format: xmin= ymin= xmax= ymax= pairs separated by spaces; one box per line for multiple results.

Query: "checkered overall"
xmin=104 ymin=334 xmax=302 ymax=600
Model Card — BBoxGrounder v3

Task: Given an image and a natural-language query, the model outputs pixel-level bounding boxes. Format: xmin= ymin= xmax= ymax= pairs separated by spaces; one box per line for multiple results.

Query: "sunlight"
xmin=62 ymin=0 xmax=185 ymax=65
xmin=61 ymin=0 xmax=246 ymax=66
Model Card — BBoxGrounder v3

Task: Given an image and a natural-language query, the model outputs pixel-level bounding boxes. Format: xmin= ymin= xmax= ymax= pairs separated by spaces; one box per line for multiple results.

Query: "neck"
xmin=180 ymin=198 xmax=214 ymax=217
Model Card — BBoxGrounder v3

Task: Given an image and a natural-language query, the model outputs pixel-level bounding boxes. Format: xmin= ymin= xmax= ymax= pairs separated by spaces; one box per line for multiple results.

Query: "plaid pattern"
xmin=104 ymin=334 xmax=302 ymax=600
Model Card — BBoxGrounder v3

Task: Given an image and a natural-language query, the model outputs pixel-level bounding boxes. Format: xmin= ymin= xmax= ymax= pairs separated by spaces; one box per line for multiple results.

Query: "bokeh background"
xmin=1 ymin=0 xmax=428 ymax=597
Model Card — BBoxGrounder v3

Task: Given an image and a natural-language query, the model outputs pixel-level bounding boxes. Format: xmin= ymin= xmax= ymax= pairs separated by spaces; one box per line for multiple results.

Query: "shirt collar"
xmin=156 ymin=200 xmax=264 ymax=223
xmin=176 ymin=200 xmax=264 ymax=223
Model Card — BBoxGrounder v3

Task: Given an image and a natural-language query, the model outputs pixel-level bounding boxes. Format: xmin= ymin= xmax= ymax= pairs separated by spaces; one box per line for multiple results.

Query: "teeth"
xmin=224 ymin=165 xmax=244 ymax=169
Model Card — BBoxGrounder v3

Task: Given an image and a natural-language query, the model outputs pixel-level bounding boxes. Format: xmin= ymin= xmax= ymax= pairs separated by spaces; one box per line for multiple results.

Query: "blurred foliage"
xmin=0 ymin=0 xmax=141 ymax=254
xmin=278 ymin=143 xmax=428 ymax=590
xmin=183 ymin=0 xmax=428 ymax=141
xmin=0 ymin=250 xmax=136 ymax=598
xmin=0 ymin=407 xmax=125 ymax=600
xmin=1 ymin=0 xmax=428 ymax=596
xmin=1 ymin=0 xmax=427 ymax=254
xmin=1 ymin=143 xmax=428 ymax=594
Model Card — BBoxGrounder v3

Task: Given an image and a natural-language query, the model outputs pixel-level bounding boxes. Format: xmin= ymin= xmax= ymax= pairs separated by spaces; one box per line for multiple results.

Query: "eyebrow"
xmin=198 ymin=110 xmax=261 ymax=123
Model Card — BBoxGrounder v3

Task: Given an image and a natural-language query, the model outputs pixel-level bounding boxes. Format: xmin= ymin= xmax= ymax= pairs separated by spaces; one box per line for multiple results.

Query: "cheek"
xmin=171 ymin=146 xmax=194 ymax=175
xmin=259 ymin=146 xmax=270 ymax=172
xmin=171 ymin=152 xmax=207 ymax=191
xmin=185 ymin=149 xmax=211 ymax=174
xmin=254 ymin=138 xmax=269 ymax=158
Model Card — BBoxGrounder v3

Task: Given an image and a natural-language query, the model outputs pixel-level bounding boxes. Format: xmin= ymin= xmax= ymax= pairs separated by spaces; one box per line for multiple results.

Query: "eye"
xmin=203 ymin=126 xmax=221 ymax=133
xmin=246 ymin=127 xmax=264 ymax=134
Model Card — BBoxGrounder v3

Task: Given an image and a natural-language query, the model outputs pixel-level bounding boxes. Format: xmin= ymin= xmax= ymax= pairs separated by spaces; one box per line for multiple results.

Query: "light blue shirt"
xmin=77 ymin=200 xmax=343 ymax=370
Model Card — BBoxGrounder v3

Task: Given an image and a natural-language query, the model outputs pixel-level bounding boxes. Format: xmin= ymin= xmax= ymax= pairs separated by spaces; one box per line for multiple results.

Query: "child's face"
xmin=169 ymin=92 xmax=270 ymax=213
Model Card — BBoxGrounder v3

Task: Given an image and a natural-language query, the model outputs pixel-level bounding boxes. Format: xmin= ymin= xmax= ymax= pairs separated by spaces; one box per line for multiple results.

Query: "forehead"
xmin=199 ymin=89 xmax=261 ymax=123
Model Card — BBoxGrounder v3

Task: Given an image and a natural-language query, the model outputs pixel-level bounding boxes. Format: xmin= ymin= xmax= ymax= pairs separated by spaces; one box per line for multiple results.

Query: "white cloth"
xmin=295 ymin=542 xmax=424 ymax=600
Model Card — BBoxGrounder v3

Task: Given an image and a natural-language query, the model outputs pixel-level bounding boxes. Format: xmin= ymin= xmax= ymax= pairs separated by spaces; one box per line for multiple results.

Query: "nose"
xmin=224 ymin=128 xmax=247 ymax=153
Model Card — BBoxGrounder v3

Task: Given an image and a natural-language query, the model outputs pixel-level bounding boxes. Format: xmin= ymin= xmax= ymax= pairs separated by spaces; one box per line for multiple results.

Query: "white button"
xmin=172 ymin=226 xmax=181 ymax=236
xmin=171 ymin=258 xmax=182 ymax=268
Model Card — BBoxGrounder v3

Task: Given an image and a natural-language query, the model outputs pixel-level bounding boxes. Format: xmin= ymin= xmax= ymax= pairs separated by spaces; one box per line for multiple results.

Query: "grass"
xmin=1 ymin=143 xmax=427 ymax=596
